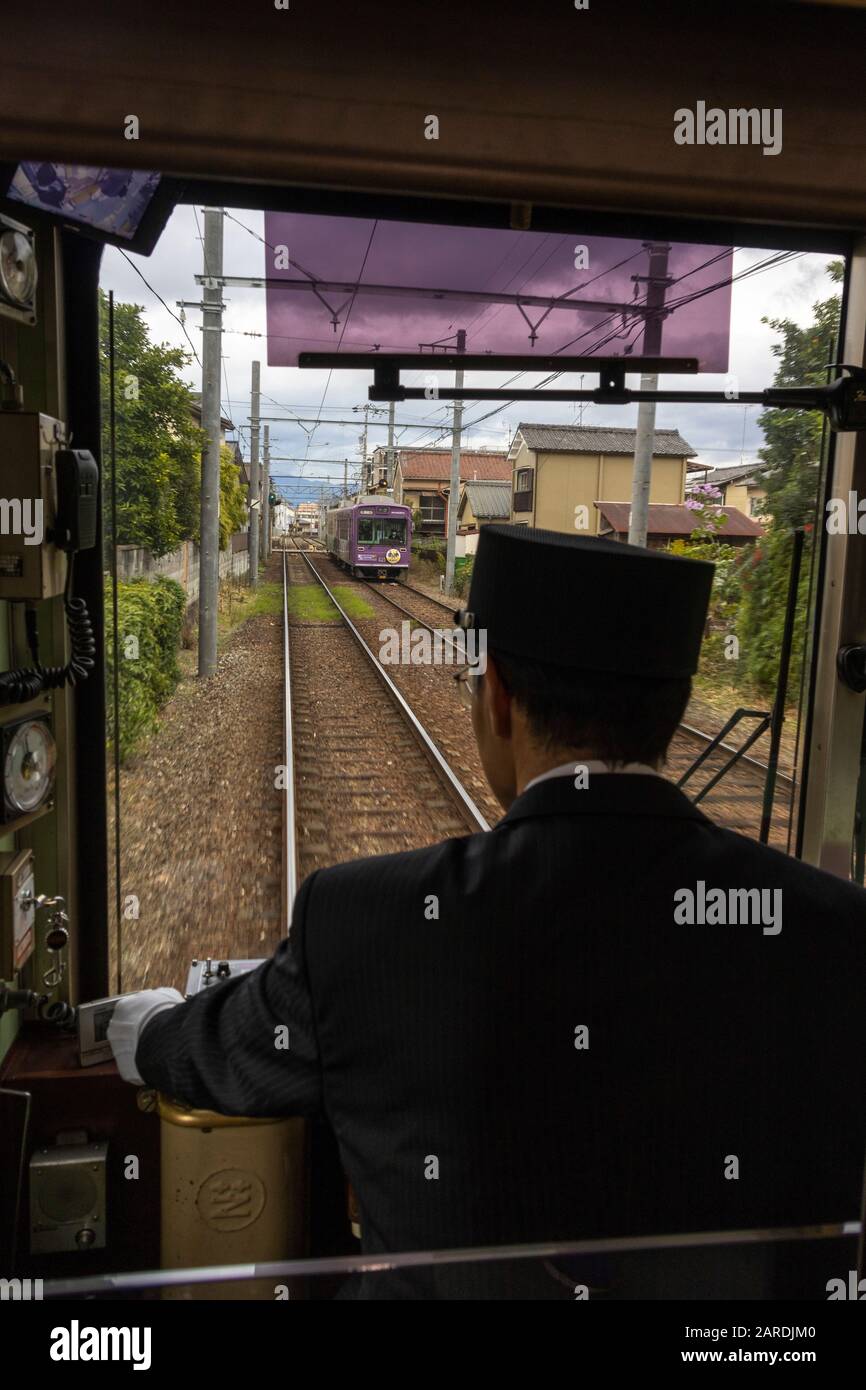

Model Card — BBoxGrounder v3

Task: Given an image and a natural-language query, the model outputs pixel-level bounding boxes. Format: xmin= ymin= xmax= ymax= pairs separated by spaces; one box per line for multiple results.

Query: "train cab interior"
xmin=1 ymin=0 xmax=866 ymax=1321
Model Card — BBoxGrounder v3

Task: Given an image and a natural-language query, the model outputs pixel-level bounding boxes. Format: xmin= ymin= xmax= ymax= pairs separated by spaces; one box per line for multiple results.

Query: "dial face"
xmin=0 ymin=229 xmax=37 ymax=307
xmin=4 ymin=720 xmax=56 ymax=815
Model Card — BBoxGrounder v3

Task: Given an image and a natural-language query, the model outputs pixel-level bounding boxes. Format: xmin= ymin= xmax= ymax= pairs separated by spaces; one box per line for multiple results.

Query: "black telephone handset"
xmin=53 ymin=448 xmax=98 ymax=553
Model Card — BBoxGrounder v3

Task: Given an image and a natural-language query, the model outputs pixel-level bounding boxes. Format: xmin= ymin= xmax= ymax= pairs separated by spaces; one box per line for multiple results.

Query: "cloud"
xmin=100 ymin=207 xmax=839 ymax=502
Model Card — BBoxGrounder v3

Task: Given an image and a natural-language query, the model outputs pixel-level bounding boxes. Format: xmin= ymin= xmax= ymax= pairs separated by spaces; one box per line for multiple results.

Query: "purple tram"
xmin=325 ymin=497 xmax=412 ymax=580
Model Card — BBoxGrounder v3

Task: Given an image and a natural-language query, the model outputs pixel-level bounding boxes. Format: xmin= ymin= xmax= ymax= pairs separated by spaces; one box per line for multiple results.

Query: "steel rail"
xmin=354 ymin=575 xmax=464 ymax=657
xmin=392 ymin=579 xmax=457 ymax=614
xmin=282 ymin=550 xmax=298 ymax=918
xmin=318 ymin=547 xmax=796 ymax=799
xmin=291 ymin=542 xmax=489 ymax=832
xmin=366 ymin=579 xmax=797 ymax=788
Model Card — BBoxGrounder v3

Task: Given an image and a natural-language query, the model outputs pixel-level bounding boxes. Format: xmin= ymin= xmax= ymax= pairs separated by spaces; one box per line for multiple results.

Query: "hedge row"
xmin=105 ymin=575 xmax=187 ymax=762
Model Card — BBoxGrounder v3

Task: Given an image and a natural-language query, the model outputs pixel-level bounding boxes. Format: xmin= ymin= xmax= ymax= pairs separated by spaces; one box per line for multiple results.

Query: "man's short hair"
xmin=490 ymin=648 xmax=691 ymax=767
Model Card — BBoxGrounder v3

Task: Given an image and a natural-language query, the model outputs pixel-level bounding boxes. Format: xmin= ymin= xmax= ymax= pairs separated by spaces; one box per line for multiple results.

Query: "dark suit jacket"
xmin=137 ymin=773 xmax=866 ymax=1297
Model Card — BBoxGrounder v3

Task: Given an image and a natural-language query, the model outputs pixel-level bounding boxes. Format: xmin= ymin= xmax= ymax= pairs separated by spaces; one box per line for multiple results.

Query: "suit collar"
xmin=499 ymin=771 xmax=709 ymax=827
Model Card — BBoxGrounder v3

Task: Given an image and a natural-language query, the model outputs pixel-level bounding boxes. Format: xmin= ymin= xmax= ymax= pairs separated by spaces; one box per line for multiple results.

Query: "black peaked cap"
xmin=462 ymin=524 xmax=714 ymax=678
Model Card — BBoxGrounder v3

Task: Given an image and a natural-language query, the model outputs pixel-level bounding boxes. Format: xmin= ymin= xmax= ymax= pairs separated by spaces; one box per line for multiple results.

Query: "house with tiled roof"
xmin=457 ymin=479 xmax=511 ymax=525
xmin=189 ymin=393 xmax=235 ymax=440
xmin=695 ymin=461 xmax=771 ymax=522
xmin=389 ymin=447 xmax=511 ymax=535
xmin=596 ymin=501 xmax=764 ymax=548
xmin=507 ymin=423 xmax=707 ymax=535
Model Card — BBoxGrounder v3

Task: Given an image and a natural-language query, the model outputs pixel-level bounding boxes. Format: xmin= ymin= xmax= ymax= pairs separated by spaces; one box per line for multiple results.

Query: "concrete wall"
xmin=115 ymin=537 xmax=250 ymax=604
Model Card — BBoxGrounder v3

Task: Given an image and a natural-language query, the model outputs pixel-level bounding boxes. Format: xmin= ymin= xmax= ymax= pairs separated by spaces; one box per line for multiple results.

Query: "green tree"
xmin=738 ymin=261 xmax=843 ymax=693
xmin=219 ymin=443 xmax=248 ymax=550
xmin=755 ymin=260 xmax=843 ymax=529
xmin=668 ymin=536 xmax=750 ymax=677
xmin=99 ymin=290 xmax=204 ymax=557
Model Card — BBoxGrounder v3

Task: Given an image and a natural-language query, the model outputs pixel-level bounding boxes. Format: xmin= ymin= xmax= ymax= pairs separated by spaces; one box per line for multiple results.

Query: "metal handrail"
xmin=677 ymin=708 xmax=772 ymax=804
xmin=41 ymin=1218 xmax=861 ymax=1298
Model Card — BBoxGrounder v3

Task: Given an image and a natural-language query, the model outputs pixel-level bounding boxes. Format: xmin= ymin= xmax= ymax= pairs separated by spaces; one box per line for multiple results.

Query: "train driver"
xmin=109 ymin=524 xmax=866 ymax=1297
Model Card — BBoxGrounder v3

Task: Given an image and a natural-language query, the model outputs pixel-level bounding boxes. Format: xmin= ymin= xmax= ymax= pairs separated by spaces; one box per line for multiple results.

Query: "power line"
xmin=409 ymin=247 xmax=802 ymax=449
xmin=118 ymin=248 xmax=203 ymax=370
xmin=304 ymin=221 xmax=379 ymax=464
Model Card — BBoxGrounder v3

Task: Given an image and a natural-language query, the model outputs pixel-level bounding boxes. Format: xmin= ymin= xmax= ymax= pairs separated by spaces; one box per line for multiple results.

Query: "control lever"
xmin=19 ymin=891 xmax=69 ymax=988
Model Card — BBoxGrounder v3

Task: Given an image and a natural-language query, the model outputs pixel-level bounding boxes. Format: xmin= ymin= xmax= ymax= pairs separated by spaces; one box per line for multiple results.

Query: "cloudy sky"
xmin=99 ymin=203 xmax=840 ymax=507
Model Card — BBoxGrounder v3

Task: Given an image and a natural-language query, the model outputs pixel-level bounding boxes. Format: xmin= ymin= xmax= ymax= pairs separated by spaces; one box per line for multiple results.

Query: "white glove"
xmin=107 ymin=988 xmax=185 ymax=1084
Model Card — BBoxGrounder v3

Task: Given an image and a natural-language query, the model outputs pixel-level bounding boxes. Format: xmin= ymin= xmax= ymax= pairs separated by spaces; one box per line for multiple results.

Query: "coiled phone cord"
xmin=0 ymin=557 xmax=95 ymax=705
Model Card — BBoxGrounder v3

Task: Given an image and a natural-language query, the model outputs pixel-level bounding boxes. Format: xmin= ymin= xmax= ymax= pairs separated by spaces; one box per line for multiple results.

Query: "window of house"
xmin=514 ymin=468 xmax=534 ymax=512
xmin=419 ymin=493 xmax=446 ymax=524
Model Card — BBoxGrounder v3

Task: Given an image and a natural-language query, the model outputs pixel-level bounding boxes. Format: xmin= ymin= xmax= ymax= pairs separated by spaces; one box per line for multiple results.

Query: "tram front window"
xmin=358 ymin=518 xmax=407 ymax=545
xmin=98 ymin=209 xmax=857 ymax=992
xmin=90 ymin=190 xmax=865 ymax=1304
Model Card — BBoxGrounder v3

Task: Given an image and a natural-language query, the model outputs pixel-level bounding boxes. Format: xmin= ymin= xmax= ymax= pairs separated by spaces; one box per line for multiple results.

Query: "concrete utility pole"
xmin=343 ymin=459 xmax=348 ymax=500
xmin=248 ymin=361 xmax=261 ymax=589
xmin=628 ymin=243 xmax=671 ymax=548
xmin=359 ymin=403 xmax=370 ymax=489
xmin=444 ymin=329 xmax=467 ymax=594
xmin=197 ymin=206 xmax=225 ymax=678
xmin=261 ymin=424 xmax=271 ymax=561
xmin=386 ymin=399 xmax=396 ymax=491
xmin=352 ymin=402 xmax=389 ymax=488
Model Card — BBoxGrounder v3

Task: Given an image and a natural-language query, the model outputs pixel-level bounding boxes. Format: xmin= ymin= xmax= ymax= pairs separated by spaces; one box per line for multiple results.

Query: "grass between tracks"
xmin=217 ymin=580 xmax=284 ymax=641
xmin=284 ymin=584 xmax=377 ymax=622
xmin=286 ymin=586 xmax=340 ymax=622
xmin=331 ymin=586 xmax=376 ymax=620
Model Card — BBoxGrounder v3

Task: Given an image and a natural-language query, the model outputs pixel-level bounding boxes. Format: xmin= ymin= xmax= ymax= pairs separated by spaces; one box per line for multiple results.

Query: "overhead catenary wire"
xmin=118 ymin=221 xmax=810 ymax=473
xmin=409 ymin=249 xmax=805 ymax=449
xmin=118 ymin=248 xmax=203 ymax=370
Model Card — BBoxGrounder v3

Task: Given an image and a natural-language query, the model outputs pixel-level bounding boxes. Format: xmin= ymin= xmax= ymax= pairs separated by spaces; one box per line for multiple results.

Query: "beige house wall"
xmin=601 ymin=455 xmax=684 ymax=506
xmin=534 ymin=452 xmax=601 ymax=532
xmin=402 ymin=485 xmax=424 ymax=511
xmin=718 ymin=480 xmax=771 ymax=520
xmin=398 ymin=482 xmax=445 ymax=513
xmin=723 ymin=481 xmax=750 ymax=513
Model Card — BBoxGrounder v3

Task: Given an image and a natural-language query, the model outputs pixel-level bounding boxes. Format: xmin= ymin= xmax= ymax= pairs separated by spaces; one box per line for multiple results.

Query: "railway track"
xmin=363 ymin=575 xmax=796 ymax=789
xmin=280 ymin=543 xmax=488 ymax=899
xmin=286 ymin=541 xmax=795 ymax=848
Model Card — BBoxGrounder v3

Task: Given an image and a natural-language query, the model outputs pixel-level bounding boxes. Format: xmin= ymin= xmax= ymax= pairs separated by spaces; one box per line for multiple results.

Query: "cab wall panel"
xmin=3 ymin=2 xmax=866 ymax=230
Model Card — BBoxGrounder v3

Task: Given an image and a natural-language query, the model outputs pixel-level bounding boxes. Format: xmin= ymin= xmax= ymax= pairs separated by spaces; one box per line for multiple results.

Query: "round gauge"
xmin=4 ymin=720 xmax=56 ymax=815
xmin=0 ymin=229 xmax=38 ymax=308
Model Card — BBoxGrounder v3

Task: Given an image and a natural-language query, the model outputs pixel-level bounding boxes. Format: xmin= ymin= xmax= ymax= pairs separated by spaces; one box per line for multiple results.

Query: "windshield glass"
xmin=358 ymin=518 xmax=407 ymax=545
